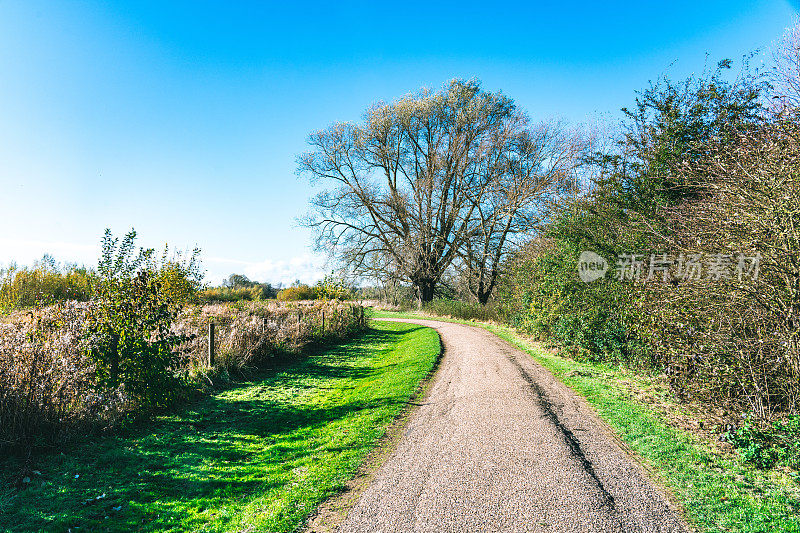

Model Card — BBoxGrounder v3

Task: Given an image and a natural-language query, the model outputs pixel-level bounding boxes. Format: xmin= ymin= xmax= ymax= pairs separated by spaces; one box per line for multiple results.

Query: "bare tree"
xmin=460 ymin=121 xmax=585 ymax=304
xmin=772 ymin=19 xmax=800 ymax=114
xmin=299 ymin=79 xmax=578 ymax=305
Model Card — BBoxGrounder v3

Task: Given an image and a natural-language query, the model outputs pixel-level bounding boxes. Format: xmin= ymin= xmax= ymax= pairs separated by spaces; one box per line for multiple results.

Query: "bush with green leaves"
xmin=494 ymin=191 xmax=654 ymax=363
xmin=315 ymin=273 xmax=353 ymax=300
xmin=82 ymin=229 xmax=201 ymax=408
xmin=726 ymin=416 xmax=800 ymax=470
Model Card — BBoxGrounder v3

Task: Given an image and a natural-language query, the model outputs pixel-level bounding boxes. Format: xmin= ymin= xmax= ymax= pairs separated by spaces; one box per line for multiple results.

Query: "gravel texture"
xmin=337 ymin=319 xmax=689 ymax=533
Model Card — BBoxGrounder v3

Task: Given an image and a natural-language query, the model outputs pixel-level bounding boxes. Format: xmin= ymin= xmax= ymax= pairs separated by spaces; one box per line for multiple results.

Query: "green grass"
xmin=0 ymin=321 xmax=440 ymax=533
xmin=373 ymin=310 xmax=800 ymax=532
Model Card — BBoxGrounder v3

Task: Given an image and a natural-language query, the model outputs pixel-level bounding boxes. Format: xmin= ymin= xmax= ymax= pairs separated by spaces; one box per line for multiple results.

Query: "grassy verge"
xmin=0 ymin=320 xmax=440 ymax=533
xmin=373 ymin=310 xmax=800 ymax=533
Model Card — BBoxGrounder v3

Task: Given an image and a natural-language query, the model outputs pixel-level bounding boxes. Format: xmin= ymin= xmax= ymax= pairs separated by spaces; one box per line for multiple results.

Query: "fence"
xmin=176 ymin=300 xmax=367 ymax=370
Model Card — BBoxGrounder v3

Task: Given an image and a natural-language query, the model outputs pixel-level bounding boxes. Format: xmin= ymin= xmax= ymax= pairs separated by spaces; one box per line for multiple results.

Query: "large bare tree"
xmin=299 ymin=79 xmax=579 ymax=304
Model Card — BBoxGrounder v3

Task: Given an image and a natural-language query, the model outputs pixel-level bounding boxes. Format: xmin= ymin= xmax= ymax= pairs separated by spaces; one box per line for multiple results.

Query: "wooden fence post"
xmin=208 ymin=322 xmax=215 ymax=367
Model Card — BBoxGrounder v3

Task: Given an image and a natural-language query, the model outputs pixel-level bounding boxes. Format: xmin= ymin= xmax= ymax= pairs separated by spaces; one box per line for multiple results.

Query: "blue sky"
xmin=0 ymin=1 xmax=796 ymax=285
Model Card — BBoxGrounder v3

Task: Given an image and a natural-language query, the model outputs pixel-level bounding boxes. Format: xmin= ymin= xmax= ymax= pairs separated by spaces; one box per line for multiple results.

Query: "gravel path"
xmin=338 ymin=319 xmax=689 ymax=533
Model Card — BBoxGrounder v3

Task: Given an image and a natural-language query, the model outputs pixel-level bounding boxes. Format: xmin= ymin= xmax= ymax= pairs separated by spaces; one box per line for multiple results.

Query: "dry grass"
xmin=0 ymin=302 xmax=118 ymax=455
xmin=175 ymin=300 xmax=366 ymax=372
xmin=0 ymin=300 xmax=365 ymax=456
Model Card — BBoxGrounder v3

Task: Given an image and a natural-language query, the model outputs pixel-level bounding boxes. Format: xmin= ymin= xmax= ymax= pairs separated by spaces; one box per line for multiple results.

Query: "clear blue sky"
xmin=0 ymin=1 xmax=796 ymax=284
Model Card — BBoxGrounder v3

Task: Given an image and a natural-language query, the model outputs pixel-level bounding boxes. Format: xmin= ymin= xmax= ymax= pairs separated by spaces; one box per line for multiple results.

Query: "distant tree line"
xmin=198 ymin=273 xmax=279 ymax=302
xmin=199 ymin=273 xmax=355 ymax=303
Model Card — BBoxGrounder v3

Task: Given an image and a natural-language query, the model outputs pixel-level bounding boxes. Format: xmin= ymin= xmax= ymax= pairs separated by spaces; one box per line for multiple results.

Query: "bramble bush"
xmin=726 ymin=416 xmax=800 ymax=470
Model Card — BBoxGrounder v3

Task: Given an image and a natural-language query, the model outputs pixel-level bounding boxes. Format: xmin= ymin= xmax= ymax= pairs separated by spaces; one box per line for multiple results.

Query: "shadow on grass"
xmin=0 ymin=324 xmax=420 ymax=532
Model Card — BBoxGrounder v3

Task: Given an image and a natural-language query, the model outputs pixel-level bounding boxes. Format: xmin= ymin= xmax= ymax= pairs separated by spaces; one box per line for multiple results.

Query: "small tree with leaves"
xmin=83 ymin=229 xmax=201 ymax=408
xmin=315 ymin=272 xmax=353 ymax=300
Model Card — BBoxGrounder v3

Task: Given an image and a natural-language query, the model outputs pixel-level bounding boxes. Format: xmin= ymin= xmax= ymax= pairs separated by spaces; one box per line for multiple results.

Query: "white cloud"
xmin=204 ymin=253 xmax=328 ymax=286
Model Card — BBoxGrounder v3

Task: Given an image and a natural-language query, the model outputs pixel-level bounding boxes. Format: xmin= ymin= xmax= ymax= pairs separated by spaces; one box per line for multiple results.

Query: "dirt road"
xmin=337 ymin=318 xmax=688 ymax=533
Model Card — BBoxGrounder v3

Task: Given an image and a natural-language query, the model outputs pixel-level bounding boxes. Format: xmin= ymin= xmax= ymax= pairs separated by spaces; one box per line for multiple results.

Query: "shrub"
xmin=156 ymin=256 xmax=203 ymax=305
xmin=315 ymin=274 xmax=354 ymax=300
xmin=658 ymin=118 xmax=800 ymax=416
xmin=83 ymin=271 xmax=187 ymax=408
xmin=726 ymin=416 xmax=800 ymax=470
xmin=497 ymin=234 xmax=643 ymax=364
xmin=277 ymin=284 xmax=319 ymax=301
xmin=198 ymin=286 xmax=269 ymax=303
xmin=82 ymin=230 xmax=194 ymax=409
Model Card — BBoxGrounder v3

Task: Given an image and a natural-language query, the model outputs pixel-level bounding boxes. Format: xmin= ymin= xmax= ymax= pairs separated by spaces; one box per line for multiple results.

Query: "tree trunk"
xmin=477 ymin=290 xmax=491 ymax=306
xmin=414 ymin=279 xmax=436 ymax=306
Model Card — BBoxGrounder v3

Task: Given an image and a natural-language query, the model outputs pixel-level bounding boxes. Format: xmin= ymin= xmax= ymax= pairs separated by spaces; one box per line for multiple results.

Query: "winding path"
xmin=337 ymin=318 xmax=688 ymax=533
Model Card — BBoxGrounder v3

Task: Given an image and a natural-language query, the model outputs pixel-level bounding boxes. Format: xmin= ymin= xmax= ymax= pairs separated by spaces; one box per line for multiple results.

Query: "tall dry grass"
xmin=0 ymin=302 xmax=124 ymax=455
xmin=175 ymin=300 xmax=366 ymax=372
xmin=0 ymin=300 xmax=365 ymax=456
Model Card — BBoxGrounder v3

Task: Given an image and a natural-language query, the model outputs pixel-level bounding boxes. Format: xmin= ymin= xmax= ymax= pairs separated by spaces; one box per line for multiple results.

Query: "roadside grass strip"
xmin=0 ymin=321 xmax=440 ymax=533
xmin=373 ymin=310 xmax=800 ymax=533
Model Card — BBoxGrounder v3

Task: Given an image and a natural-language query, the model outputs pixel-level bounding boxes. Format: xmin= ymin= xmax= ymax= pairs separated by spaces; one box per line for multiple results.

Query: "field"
xmin=0 ymin=320 xmax=440 ymax=532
